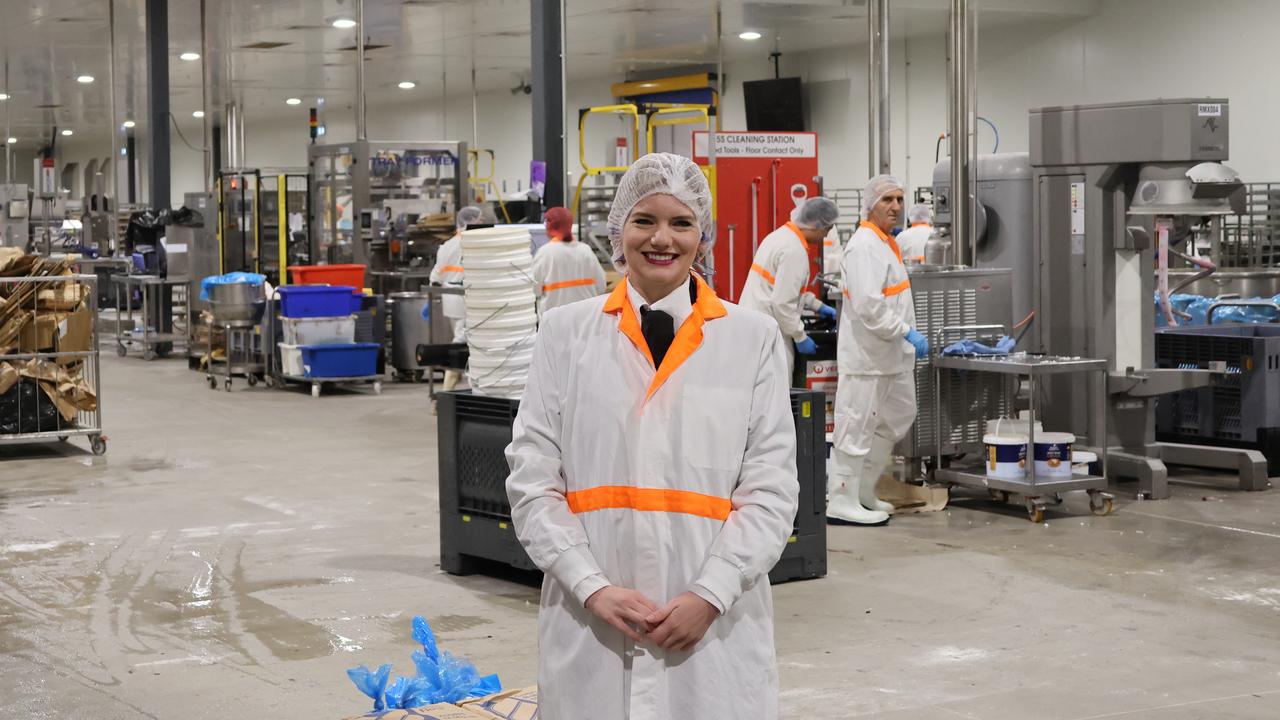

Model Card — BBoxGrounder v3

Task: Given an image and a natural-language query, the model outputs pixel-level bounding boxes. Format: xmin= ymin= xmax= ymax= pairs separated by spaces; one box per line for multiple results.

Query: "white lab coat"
xmin=506 ymin=274 xmax=799 ymax=720
xmin=896 ymin=223 xmax=932 ymax=263
xmin=531 ymin=239 xmax=607 ymax=319
xmin=429 ymin=233 xmax=466 ymax=341
xmin=834 ymin=221 xmax=918 ymax=461
xmin=837 ymin=222 xmax=915 ymax=377
xmin=738 ymin=222 xmax=822 ymax=345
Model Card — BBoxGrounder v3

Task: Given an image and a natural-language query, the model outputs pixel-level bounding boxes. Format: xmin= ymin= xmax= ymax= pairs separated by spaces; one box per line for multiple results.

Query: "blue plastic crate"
xmin=299 ymin=343 xmax=380 ymax=378
xmin=277 ymin=285 xmax=360 ymax=318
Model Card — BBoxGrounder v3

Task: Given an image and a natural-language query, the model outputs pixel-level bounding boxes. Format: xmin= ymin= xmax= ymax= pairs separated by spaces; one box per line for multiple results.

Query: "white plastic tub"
xmin=984 ymin=434 xmax=1028 ymax=479
xmin=280 ymin=315 xmax=356 ymax=345
xmin=279 ymin=343 xmax=305 ymax=377
xmin=1033 ymin=432 xmax=1076 ymax=479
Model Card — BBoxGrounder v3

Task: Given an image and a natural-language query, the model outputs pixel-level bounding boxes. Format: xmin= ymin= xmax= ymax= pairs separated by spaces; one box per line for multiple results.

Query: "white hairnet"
xmin=456 ymin=205 xmax=484 ymax=230
xmin=862 ymin=174 xmax=905 ymax=216
xmin=606 ymin=152 xmax=713 ymax=267
xmin=907 ymin=203 xmax=933 ymax=225
xmin=791 ymin=197 xmax=840 ymax=229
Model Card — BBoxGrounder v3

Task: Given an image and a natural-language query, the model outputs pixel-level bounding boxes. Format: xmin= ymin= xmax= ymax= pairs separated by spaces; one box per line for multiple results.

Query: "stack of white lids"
xmin=461 ymin=225 xmax=537 ymax=398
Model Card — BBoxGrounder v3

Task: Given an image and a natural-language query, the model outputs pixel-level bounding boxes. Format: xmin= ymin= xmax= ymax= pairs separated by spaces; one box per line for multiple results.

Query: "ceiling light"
xmin=398 ymin=81 xmax=416 ymax=89
xmin=192 ymin=110 xmax=205 ymax=118
xmin=738 ymin=31 xmax=762 ymax=40
xmin=6 ymin=137 xmax=15 ymax=144
xmin=122 ymin=120 xmax=135 ymax=128
xmin=286 ymin=97 xmax=302 ymax=105
xmin=332 ymin=18 xmax=357 ymax=29
xmin=180 ymin=51 xmax=201 ymax=61
xmin=61 ymin=129 xmax=74 ymax=136
xmin=77 ymin=74 xmax=95 ymax=83
xmin=0 ymin=93 xmax=8 ymax=101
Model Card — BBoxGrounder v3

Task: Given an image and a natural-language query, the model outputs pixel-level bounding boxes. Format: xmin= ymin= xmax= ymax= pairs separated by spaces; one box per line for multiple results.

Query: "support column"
xmin=531 ymin=0 xmax=565 ymax=208
xmin=948 ymin=0 xmax=975 ymax=267
xmin=146 ymin=0 xmax=170 ymax=209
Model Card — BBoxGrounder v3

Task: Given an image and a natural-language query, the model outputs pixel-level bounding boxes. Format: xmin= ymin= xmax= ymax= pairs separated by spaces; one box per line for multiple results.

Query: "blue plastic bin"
xmin=299 ymin=343 xmax=380 ymax=378
xmin=277 ymin=286 xmax=360 ymax=318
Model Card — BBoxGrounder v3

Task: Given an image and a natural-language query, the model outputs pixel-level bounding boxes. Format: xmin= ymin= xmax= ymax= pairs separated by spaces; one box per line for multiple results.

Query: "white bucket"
xmin=461 ymin=225 xmax=536 ymax=399
xmin=1033 ymin=432 xmax=1076 ymax=479
xmin=986 ymin=417 xmax=1042 ymax=438
xmin=984 ymin=433 xmax=1028 ymax=479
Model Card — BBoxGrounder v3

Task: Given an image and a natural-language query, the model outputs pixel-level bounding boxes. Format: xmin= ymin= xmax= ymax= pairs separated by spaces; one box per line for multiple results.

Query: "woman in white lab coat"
xmin=506 ymin=153 xmax=799 ymax=720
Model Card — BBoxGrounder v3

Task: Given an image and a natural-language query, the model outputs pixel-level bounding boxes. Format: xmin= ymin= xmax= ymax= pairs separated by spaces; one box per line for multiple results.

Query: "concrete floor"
xmin=3 ymin=353 xmax=1280 ymax=719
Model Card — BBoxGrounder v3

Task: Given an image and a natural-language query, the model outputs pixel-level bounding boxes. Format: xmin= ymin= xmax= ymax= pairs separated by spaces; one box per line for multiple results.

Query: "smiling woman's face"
xmin=621 ymin=193 xmax=702 ymax=303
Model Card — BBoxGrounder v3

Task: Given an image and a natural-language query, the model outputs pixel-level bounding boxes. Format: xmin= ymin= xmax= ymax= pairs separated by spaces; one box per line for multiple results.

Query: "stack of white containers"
xmin=460 ymin=226 xmax=537 ymax=398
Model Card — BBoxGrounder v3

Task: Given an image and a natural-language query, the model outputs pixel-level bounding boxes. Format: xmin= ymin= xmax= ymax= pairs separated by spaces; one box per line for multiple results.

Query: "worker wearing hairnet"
xmin=738 ymin=197 xmax=839 ymax=373
xmin=507 ymin=152 xmax=798 ymax=720
xmin=531 ymin=206 xmax=607 ymax=319
xmin=896 ymin=203 xmax=934 ymax=264
xmin=828 ymin=175 xmax=929 ymax=525
xmin=428 ymin=205 xmax=483 ymax=391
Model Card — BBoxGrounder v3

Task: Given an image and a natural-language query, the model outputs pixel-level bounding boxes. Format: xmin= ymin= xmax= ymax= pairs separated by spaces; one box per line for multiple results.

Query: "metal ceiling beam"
xmin=531 ymin=0 xmax=565 ymax=208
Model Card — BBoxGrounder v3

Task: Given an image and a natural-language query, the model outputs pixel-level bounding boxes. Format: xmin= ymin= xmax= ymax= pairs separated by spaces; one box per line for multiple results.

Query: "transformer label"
xmin=1197 ymin=103 xmax=1222 ymax=117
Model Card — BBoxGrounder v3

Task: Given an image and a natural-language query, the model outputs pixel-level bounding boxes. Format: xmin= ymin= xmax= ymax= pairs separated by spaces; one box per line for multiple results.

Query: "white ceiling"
xmin=0 ymin=0 xmax=1102 ymax=149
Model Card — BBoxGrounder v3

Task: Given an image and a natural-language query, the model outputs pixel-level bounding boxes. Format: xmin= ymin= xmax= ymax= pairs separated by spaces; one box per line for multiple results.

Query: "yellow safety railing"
xmin=277 ymin=174 xmax=288 ymax=285
xmin=571 ymin=104 xmax=642 ymax=219
xmin=468 ymin=148 xmax=512 ymax=223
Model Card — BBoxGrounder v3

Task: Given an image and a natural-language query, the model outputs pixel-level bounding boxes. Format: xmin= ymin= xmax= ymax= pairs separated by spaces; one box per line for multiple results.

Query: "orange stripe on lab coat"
xmin=566 ymin=486 xmax=732 ymax=521
xmin=439 ymin=265 xmax=465 ymax=273
xmin=543 ymin=277 xmax=597 ymax=292
xmin=882 ymin=279 xmax=911 ymax=297
xmin=750 ymin=263 xmax=776 ymax=285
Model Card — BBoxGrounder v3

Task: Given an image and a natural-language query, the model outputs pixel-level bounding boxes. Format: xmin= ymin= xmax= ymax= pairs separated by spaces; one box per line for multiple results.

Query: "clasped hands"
xmin=584 ymin=586 xmax=719 ymax=652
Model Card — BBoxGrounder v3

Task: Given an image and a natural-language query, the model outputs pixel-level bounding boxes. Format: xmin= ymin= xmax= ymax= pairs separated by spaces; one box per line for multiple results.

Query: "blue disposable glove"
xmin=818 ymin=304 xmax=837 ymax=320
xmin=795 ymin=337 xmax=818 ymax=356
xmin=905 ymin=328 xmax=930 ymax=359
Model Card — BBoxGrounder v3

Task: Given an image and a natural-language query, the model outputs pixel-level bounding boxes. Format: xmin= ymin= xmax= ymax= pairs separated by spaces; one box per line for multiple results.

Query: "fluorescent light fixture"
xmin=61 ymin=129 xmax=74 ymax=136
xmin=738 ymin=31 xmax=762 ymax=40
xmin=286 ymin=97 xmax=302 ymax=105
xmin=332 ymin=17 xmax=357 ymax=29
xmin=6 ymin=137 xmax=15 ymax=144
xmin=398 ymin=81 xmax=416 ymax=89
xmin=0 ymin=93 xmax=8 ymax=101
xmin=192 ymin=110 xmax=205 ymax=118
xmin=76 ymin=74 xmax=95 ymax=83
xmin=180 ymin=51 xmax=201 ymax=61
xmin=122 ymin=120 xmax=136 ymax=128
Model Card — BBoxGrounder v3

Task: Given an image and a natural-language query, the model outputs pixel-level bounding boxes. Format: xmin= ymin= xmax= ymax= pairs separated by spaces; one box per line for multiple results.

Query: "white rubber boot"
xmin=859 ymin=435 xmax=897 ymax=515
xmin=826 ymin=456 xmax=890 ymax=525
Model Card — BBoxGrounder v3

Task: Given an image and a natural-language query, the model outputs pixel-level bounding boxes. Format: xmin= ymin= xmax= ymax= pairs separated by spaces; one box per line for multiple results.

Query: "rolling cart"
xmin=112 ymin=274 xmax=190 ymax=360
xmin=931 ymin=346 xmax=1115 ymax=522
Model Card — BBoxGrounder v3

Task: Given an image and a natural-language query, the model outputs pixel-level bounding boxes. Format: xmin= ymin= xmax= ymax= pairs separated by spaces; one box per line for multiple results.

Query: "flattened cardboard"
xmin=343 ymin=703 xmax=486 ymax=720
xmin=460 ymin=686 xmax=539 ymax=720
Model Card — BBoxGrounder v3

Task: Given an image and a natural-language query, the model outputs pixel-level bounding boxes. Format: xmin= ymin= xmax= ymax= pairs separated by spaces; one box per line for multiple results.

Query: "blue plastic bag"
xmin=347 ymin=663 xmax=392 ymax=712
xmin=348 ymin=616 xmax=501 ymax=711
xmin=942 ymin=335 xmax=1016 ymax=356
xmin=200 ymin=271 xmax=266 ymax=301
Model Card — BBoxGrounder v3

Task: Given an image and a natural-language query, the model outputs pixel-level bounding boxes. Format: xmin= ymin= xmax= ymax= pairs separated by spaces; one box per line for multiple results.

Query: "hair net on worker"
xmin=791 ymin=196 xmax=840 ymax=230
xmin=862 ymin=174 xmax=905 ymax=216
xmin=907 ymin=203 xmax=933 ymax=225
xmin=606 ymin=152 xmax=714 ymax=268
xmin=456 ymin=205 xmax=484 ymax=231
xmin=544 ymin=207 xmax=574 ymax=242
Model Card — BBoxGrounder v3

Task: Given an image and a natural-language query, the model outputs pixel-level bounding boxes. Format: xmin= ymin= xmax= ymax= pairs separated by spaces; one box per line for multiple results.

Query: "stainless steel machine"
xmin=1028 ymin=98 xmax=1268 ymax=498
xmin=0 ymin=184 xmax=30 ymax=248
xmin=899 ymin=267 xmax=1013 ymax=464
xmin=307 ymin=140 xmax=468 ymax=270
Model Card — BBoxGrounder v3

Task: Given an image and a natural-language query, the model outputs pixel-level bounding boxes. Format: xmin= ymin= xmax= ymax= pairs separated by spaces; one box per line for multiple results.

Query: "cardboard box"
xmin=344 ymin=703 xmax=486 ymax=720
xmin=17 ymin=303 xmax=91 ymax=359
xmin=36 ymin=281 xmax=87 ymax=311
xmin=461 ymin=687 xmax=539 ymax=720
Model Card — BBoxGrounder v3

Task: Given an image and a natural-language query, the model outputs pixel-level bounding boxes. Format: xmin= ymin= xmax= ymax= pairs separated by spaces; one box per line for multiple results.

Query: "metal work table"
xmin=370 ymin=269 xmax=434 ymax=296
xmin=931 ymin=352 xmax=1115 ymax=522
xmin=112 ymin=274 xmax=190 ymax=360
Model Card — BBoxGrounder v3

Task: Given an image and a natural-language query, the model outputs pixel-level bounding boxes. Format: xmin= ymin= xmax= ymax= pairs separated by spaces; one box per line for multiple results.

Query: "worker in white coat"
xmin=896 ymin=203 xmax=934 ymax=264
xmin=428 ymin=205 xmax=483 ymax=391
xmin=828 ymin=175 xmax=930 ymax=526
xmin=738 ymin=196 xmax=839 ymax=373
xmin=506 ymin=152 xmax=799 ymax=720
xmin=531 ymin=206 xmax=607 ymax=319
